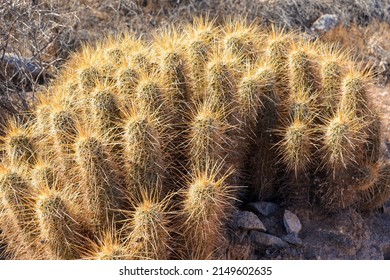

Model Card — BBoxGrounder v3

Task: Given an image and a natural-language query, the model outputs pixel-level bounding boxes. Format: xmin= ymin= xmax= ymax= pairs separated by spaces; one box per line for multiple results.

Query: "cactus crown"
xmin=0 ymin=18 xmax=388 ymax=260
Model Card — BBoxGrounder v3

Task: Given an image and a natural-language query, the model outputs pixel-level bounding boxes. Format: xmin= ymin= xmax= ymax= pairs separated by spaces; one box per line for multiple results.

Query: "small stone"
xmin=247 ymin=201 xmax=278 ymax=216
xmin=250 ymin=232 xmax=288 ymax=248
xmin=282 ymin=233 xmax=303 ymax=246
xmin=283 ymin=210 xmax=302 ymax=235
xmin=232 ymin=210 xmax=267 ymax=232
xmin=311 ymin=14 xmax=339 ymax=34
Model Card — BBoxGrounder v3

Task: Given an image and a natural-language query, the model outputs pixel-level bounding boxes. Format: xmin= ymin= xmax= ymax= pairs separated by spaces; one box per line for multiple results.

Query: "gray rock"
xmin=0 ymin=53 xmax=43 ymax=78
xmin=282 ymin=233 xmax=303 ymax=247
xmin=233 ymin=210 xmax=266 ymax=232
xmin=283 ymin=210 xmax=302 ymax=235
xmin=311 ymin=14 xmax=339 ymax=33
xmin=250 ymin=232 xmax=288 ymax=248
xmin=247 ymin=201 xmax=278 ymax=216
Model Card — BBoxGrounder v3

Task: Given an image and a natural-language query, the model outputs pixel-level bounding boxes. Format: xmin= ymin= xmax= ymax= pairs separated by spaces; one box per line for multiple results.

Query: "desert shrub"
xmin=0 ymin=0 xmax=82 ymax=129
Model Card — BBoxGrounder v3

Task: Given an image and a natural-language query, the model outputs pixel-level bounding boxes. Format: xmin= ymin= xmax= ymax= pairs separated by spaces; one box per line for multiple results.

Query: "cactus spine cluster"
xmin=0 ymin=18 xmax=389 ymax=260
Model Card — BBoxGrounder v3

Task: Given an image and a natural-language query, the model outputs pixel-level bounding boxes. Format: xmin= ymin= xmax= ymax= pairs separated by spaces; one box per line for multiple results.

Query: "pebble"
xmin=233 ymin=210 xmax=267 ymax=232
xmin=283 ymin=210 xmax=302 ymax=235
xmin=247 ymin=201 xmax=278 ymax=216
xmin=250 ymin=232 xmax=288 ymax=248
xmin=282 ymin=233 xmax=303 ymax=247
xmin=311 ymin=14 xmax=339 ymax=34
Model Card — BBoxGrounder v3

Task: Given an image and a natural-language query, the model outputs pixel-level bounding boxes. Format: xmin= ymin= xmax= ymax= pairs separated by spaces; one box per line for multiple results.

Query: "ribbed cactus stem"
xmin=288 ymin=88 xmax=317 ymax=121
xmin=236 ymin=66 xmax=273 ymax=125
xmin=36 ymin=188 xmax=82 ymax=259
xmin=206 ymin=52 xmax=237 ymax=114
xmin=182 ymin=165 xmax=236 ymax=259
xmin=124 ymin=191 xmax=173 ymax=260
xmin=34 ymin=96 xmax=52 ymax=138
xmin=323 ymin=111 xmax=367 ymax=172
xmin=79 ymin=66 xmax=102 ymax=91
xmin=266 ymin=31 xmax=290 ymax=101
xmin=50 ymin=106 xmax=77 ymax=148
xmin=3 ymin=123 xmax=36 ymax=165
xmin=320 ymin=57 xmax=342 ymax=116
xmin=135 ymin=73 xmax=166 ymax=114
xmin=122 ymin=107 xmax=166 ymax=196
xmin=74 ymin=132 xmax=117 ymax=232
xmin=89 ymin=85 xmax=121 ymax=135
xmin=0 ymin=166 xmax=38 ymax=246
xmin=288 ymin=44 xmax=318 ymax=95
xmin=184 ymin=18 xmax=216 ymax=101
xmin=106 ymin=48 xmax=125 ymax=66
xmin=48 ymin=105 xmax=77 ymax=177
xmin=279 ymin=118 xmax=314 ymax=177
xmin=116 ymin=67 xmax=139 ymax=98
xmin=339 ymin=71 xmax=370 ymax=118
xmin=234 ymin=66 xmax=276 ymax=191
xmin=222 ymin=19 xmax=259 ymax=62
xmin=30 ymin=159 xmax=55 ymax=190
xmin=188 ymin=103 xmax=230 ymax=171
xmin=154 ymin=31 xmax=189 ymax=110
xmin=250 ymin=83 xmax=280 ymax=200
xmin=128 ymin=42 xmax=155 ymax=72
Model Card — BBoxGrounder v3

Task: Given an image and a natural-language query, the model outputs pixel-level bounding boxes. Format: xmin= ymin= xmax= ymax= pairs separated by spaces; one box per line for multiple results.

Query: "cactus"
xmin=180 ymin=163 xmax=237 ymax=259
xmin=0 ymin=18 xmax=389 ymax=260
xmin=73 ymin=127 xmax=119 ymax=233
xmin=0 ymin=165 xmax=39 ymax=258
xmin=35 ymin=187 xmax=84 ymax=259
xmin=123 ymin=190 xmax=174 ymax=260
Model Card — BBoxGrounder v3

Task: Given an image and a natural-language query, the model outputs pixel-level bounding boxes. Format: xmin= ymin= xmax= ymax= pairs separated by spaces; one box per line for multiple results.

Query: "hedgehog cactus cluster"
xmin=0 ymin=18 xmax=389 ymax=260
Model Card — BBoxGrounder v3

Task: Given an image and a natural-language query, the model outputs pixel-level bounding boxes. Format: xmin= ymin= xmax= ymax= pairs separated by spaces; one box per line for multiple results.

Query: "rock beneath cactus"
xmin=283 ymin=210 xmax=302 ymax=235
xmin=247 ymin=201 xmax=278 ymax=217
xmin=249 ymin=207 xmax=390 ymax=259
xmin=311 ymin=14 xmax=339 ymax=34
xmin=282 ymin=233 xmax=303 ymax=247
xmin=233 ymin=210 xmax=267 ymax=232
xmin=250 ymin=232 xmax=288 ymax=248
